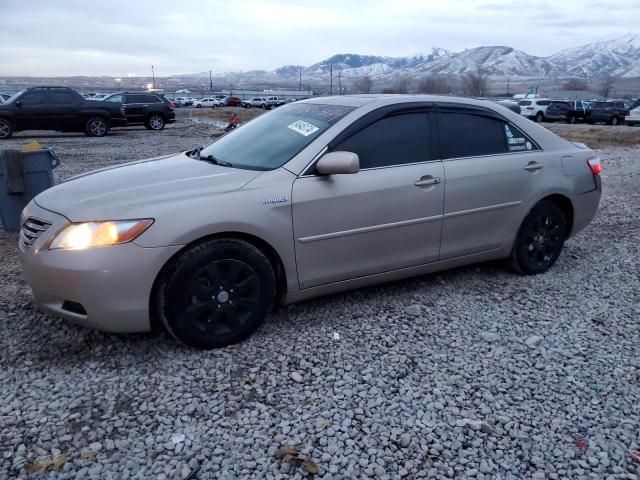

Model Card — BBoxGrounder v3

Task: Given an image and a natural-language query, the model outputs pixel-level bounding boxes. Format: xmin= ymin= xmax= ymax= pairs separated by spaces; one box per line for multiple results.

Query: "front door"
xmin=14 ymin=91 xmax=48 ymax=131
xmin=292 ymin=111 xmax=445 ymax=289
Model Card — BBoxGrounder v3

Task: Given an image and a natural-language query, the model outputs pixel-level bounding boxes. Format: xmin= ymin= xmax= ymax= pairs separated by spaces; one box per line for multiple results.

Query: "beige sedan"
xmin=20 ymin=95 xmax=602 ymax=349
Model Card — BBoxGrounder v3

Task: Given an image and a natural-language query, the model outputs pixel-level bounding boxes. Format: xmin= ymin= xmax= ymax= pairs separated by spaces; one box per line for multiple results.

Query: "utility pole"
xmin=151 ymin=65 xmax=155 ymax=89
xmin=507 ymin=78 xmax=510 ymax=96
xmin=209 ymin=71 xmax=213 ymax=94
xmin=337 ymin=71 xmax=342 ymax=95
xmin=330 ymin=64 xmax=333 ymax=95
xmin=299 ymin=67 xmax=302 ymax=91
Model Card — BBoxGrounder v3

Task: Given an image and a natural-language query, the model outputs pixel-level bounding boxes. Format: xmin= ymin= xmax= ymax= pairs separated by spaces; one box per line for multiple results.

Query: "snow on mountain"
xmin=549 ymin=34 xmax=640 ymax=78
xmin=190 ymin=35 xmax=640 ymax=85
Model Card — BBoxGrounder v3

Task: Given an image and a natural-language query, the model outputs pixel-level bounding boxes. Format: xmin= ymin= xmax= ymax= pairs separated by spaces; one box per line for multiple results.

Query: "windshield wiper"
xmin=199 ymin=153 xmax=234 ymax=168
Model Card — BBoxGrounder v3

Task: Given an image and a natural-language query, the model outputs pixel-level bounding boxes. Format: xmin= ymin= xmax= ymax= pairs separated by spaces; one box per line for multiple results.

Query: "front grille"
xmin=19 ymin=217 xmax=52 ymax=252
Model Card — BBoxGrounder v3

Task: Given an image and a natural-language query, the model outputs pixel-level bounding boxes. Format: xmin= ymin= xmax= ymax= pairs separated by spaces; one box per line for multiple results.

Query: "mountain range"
xmin=201 ymin=35 xmax=640 ymax=86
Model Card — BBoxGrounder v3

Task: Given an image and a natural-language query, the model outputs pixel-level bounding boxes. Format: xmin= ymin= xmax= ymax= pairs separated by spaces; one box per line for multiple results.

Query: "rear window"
xmin=518 ymin=100 xmax=532 ymax=106
xmin=438 ymin=112 xmax=507 ymax=158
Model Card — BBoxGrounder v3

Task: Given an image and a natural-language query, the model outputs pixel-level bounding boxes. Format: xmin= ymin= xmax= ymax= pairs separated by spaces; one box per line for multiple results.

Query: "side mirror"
xmin=15 ymin=100 xmax=22 ymax=107
xmin=316 ymin=151 xmax=360 ymax=175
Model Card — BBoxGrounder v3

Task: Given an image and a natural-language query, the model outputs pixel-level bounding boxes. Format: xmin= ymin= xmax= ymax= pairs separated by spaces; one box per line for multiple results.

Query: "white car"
xmin=517 ymin=98 xmax=552 ymax=122
xmin=243 ymin=97 xmax=269 ymax=108
xmin=625 ymin=106 xmax=640 ymax=126
xmin=193 ymin=97 xmax=221 ymax=108
xmin=174 ymin=97 xmax=192 ymax=107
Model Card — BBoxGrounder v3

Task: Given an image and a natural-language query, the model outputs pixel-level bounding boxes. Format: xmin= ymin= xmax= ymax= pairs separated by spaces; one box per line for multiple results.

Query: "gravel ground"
xmin=1 ymin=116 xmax=639 ymax=479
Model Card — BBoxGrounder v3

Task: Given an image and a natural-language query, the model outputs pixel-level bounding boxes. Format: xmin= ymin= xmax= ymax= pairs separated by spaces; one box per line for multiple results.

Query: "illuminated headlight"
xmin=49 ymin=219 xmax=154 ymax=250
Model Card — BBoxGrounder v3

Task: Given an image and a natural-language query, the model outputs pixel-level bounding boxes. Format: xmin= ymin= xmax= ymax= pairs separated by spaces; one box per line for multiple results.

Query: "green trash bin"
xmin=0 ymin=147 xmax=60 ymax=232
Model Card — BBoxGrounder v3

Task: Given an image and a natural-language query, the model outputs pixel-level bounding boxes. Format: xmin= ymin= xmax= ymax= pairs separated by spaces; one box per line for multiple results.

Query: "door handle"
xmin=524 ymin=162 xmax=544 ymax=172
xmin=414 ymin=176 xmax=441 ymax=187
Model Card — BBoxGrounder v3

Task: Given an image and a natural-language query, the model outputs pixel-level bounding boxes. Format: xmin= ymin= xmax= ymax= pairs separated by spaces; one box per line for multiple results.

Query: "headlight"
xmin=49 ymin=219 xmax=153 ymax=250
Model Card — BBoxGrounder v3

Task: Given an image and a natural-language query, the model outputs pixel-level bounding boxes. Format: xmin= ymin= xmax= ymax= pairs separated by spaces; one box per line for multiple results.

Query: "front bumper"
xmin=19 ymin=201 xmax=182 ymax=333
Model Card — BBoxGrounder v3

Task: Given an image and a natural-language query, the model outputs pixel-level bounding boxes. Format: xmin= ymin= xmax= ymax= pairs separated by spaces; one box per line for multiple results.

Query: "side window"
xmin=537 ymin=100 xmax=551 ymax=106
xmin=333 ymin=113 xmax=430 ymax=169
xmin=50 ymin=91 xmax=75 ymax=105
xmin=106 ymin=94 xmax=123 ymax=103
xmin=127 ymin=94 xmax=145 ymax=103
xmin=438 ymin=112 xmax=507 ymax=158
xmin=142 ymin=94 xmax=160 ymax=103
xmin=504 ymin=123 xmax=539 ymax=152
xmin=20 ymin=92 xmax=46 ymax=106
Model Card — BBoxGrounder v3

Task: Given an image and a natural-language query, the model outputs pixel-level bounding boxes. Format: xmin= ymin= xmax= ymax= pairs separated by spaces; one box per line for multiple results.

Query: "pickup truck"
xmin=266 ymin=96 xmax=287 ymax=107
xmin=0 ymin=86 xmax=127 ymax=139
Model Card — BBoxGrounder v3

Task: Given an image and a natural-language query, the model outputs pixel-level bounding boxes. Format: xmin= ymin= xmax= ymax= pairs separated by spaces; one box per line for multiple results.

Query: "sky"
xmin=1 ymin=0 xmax=639 ymax=77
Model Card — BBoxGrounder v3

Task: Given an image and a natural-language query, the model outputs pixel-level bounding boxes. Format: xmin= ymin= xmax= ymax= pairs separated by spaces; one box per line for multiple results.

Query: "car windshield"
xmin=198 ymin=103 xmax=355 ymax=171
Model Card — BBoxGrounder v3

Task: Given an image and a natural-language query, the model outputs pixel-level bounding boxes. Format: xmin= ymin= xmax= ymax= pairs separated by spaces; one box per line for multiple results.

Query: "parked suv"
xmin=103 ymin=92 xmax=176 ymax=130
xmin=19 ymin=95 xmax=602 ymax=349
xmin=243 ymin=97 xmax=270 ymax=108
xmin=587 ymin=100 xmax=630 ymax=125
xmin=267 ymin=96 xmax=287 ymax=107
xmin=517 ymin=98 xmax=552 ymax=122
xmin=0 ymin=86 xmax=126 ymax=139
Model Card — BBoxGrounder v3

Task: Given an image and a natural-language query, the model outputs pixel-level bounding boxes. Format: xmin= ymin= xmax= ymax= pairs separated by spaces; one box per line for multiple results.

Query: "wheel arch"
xmin=533 ymin=193 xmax=575 ymax=236
xmin=149 ymin=231 xmax=288 ymax=328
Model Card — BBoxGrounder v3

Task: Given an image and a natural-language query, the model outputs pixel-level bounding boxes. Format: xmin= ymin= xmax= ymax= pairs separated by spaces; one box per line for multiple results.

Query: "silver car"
xmin=19 ymin=95 xmax=602 ymax=349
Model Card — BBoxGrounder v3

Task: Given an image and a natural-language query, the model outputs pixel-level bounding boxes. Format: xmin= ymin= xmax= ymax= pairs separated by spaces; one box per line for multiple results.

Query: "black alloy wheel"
xmin=157 ymin=239 xmax=275 ymax=349
xmin=509 ymin=202 xmax=568 ymax=275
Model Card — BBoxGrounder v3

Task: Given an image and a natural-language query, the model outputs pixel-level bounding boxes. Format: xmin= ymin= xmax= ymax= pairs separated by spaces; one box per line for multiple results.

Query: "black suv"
xmin=587 ymin=100 xmax=631 ymax=125
xmin=0 ymin=87 xmax=126 ymax=139
xmin=102 ymin=92 xmax=175 ymax=130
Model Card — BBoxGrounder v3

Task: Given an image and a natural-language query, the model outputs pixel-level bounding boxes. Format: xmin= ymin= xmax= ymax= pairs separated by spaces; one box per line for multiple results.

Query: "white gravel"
xmin=0 ymin=117 xmax=639 ymax=479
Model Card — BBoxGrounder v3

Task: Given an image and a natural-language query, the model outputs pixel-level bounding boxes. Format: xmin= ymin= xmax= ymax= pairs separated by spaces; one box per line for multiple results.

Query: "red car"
xmin=227 ymin=96 xmax=242 ymax=107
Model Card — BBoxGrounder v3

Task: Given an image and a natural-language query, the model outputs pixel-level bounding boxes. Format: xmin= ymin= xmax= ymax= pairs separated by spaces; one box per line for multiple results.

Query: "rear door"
xmin=122 ymin=94 xmax=147 ymax=123
xmin=48 ymin=90 xmax=81 ymax=130
xmin=292 ymin=108 xmax=445 ymax=289
xmin=436 ymin=105 xmax=549 ymax=259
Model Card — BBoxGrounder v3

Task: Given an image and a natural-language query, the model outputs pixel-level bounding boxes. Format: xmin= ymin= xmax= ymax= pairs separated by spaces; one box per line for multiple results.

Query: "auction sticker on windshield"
xmin=288 ymin=120 xmax=319 ymax=136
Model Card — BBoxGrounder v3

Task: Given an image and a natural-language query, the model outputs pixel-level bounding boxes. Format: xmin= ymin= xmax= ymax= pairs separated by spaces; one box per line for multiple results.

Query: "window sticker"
xmin=505 ymin=124 xmax=531 ymax=152
xmin=288 ymin=120 xmax=320 ymax=137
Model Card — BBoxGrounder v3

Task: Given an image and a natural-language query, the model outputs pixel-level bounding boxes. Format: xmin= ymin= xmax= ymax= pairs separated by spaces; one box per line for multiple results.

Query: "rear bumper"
xmin=571 ymin=177 xmax=601 ymax=237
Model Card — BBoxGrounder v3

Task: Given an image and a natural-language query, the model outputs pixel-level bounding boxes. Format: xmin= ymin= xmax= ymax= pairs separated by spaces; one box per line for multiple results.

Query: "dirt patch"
xmin=544 ymin=123 xmax=640 ymax=148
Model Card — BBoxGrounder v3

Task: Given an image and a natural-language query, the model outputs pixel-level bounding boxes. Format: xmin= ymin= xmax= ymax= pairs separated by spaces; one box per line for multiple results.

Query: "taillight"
xmin=587 ymin=157 xmax=602 ymax=175
xmin=624 ymin=110 xmax=630 ymax=116
xmin=168 ymin=102 xmax=175 ymax=110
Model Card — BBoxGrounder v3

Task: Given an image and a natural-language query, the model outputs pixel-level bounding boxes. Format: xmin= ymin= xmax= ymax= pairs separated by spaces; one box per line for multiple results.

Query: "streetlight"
xmin=114 ymin=78 xmax=122 ymax=91
xmin=209 ymin=70 xmax=213 ymax=94
xmin=151 ymin=65 xmax=155 ymax=89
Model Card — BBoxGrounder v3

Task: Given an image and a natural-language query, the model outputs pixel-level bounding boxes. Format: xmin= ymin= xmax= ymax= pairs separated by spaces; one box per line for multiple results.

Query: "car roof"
xmin=297 ymin=94 xmax=521 ymax=110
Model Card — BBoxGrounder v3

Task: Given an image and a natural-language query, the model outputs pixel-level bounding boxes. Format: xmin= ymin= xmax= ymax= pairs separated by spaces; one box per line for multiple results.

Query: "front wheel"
xmin=156 ymin=239 xmax=276 ymax=349
xmin=85 ymin=117 xmax=109 ymax=137
xmin=508 ymin=202 xmax=568 ymax=275
xmin=0 ymin=118 xmax=14 ymax=139
xmin=145 ymin=114 xmax=165 ymax=130
xmin=610 ymin=116 xmax=619 ymax=126
xmin=568 ymin=116 xmax=577 ymax=124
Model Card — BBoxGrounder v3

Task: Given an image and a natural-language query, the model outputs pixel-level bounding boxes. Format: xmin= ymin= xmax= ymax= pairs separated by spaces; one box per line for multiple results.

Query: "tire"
xmin=85 ymin=117 xmax=109 ymax=137
xmin=261 ymin=103 xmax=266 ymax=109
xmin=568 ymin=116 xmax=577 ymax=124
xmin=145 ymin=114 xmax=165 ymax=130
xmin=610 ymin=116 xmax=619 ymax=126
xmin=0 ymin=118 xmax=14 ymax=139
xmin=196 ymin=104 xmax=201 ymax=108
xmin=508 ymin=202 xmax=568 ymax=275
xmin=535 ymin=112 xmax=544 ymax=123
xmin=156 ymin=239 xmax=276 ymax=349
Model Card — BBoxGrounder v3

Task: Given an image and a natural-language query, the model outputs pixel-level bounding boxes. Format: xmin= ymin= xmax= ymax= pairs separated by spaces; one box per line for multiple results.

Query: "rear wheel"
xmin=610 ymin=116 xmax=620 ymax=126
xmin=508 ymin=202 xmax=568 ymax=275
xmin=0 ymin=118 xmax=14 ymax=139
xmin=568 ymin=116 xmax=577 ymax=124
xmin=156 ymin=239 xmax=275 ymax=349
xmin=535 ymin=112 xmax=544 ymax=123
xmin=85 ymin=117 xmax=109 ymax=137
xmin=145 ymin=114 xmax=165 ymax=130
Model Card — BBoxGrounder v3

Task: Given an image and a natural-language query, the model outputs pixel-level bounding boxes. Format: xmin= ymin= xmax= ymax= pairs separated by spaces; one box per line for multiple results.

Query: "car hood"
xmin=34 ymin=152 xmax=261 ymax=221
